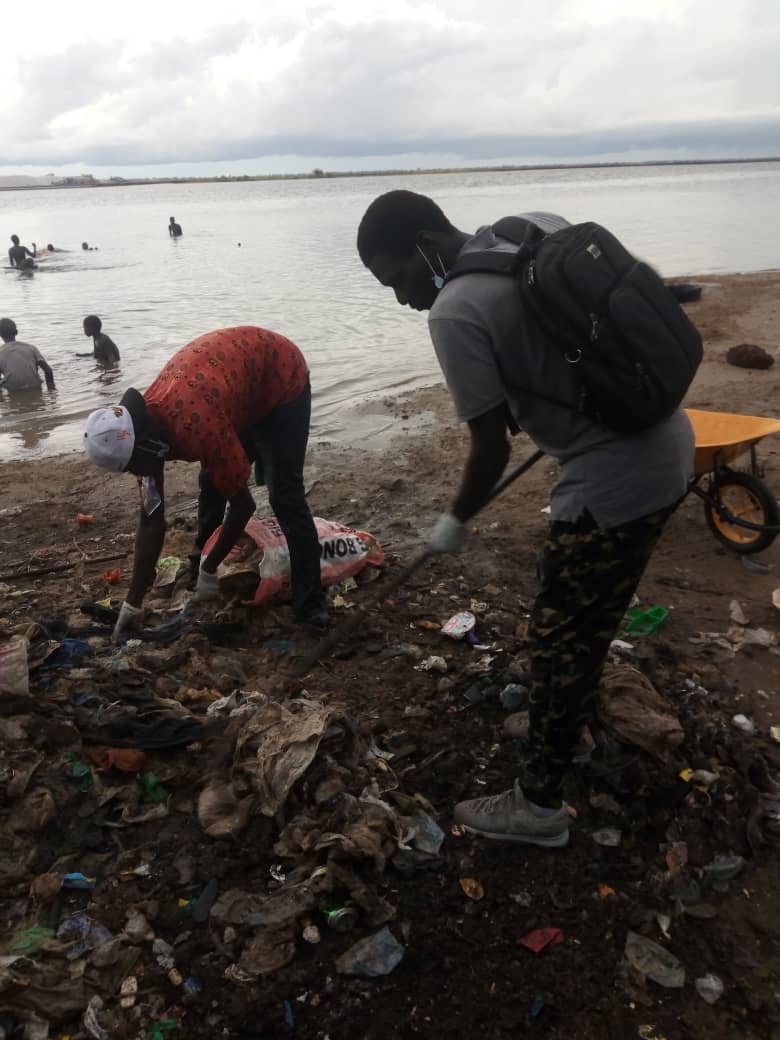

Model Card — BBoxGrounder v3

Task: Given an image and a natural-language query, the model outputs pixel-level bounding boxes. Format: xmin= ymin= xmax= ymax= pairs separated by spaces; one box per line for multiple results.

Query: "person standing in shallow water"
xmin=0 ymin=318 xmax=55 ymax=390
xmin=8 ymin=235 xmax=36 ymax=269
xmin=168 ymin=217 xmax=183 ymax=238
xmin=82 ymin=326 xmax=328 ymax=642
xmin=78 ymin=315 xmax=120 ymax=364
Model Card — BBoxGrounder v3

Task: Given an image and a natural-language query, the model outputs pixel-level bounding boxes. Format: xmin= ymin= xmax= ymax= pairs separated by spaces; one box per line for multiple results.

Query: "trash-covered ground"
xmin=2 ymin=272 xmax=780 ymax=1039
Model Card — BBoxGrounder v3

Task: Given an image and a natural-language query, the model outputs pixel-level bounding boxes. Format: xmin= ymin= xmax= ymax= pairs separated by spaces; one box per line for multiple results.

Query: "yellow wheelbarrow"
xmin=686 ymin=409 xmax=780 ymax=554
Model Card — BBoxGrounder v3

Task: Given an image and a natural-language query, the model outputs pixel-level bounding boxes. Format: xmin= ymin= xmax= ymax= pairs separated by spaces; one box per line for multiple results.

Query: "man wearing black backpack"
xmin=357 ymin=190 xmax=696 ymax=848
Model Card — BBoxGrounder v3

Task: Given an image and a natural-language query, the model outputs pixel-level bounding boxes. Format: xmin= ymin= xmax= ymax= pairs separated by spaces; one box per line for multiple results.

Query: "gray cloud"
xmin=3 ymin=4 xmax=779 ymax=171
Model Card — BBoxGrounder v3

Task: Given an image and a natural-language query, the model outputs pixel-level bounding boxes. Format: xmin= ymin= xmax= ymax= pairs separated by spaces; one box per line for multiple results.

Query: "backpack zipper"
xmin=527 ymin=260 xmax=536 ymax=286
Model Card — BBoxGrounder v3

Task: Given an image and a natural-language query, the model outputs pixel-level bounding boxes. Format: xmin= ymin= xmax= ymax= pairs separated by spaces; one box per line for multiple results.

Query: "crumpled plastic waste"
xmin=595 ymin=664 xmax=684 ymax=761
xmin=414 ymin=656 xmax=448 ymax=674
xmin=695 ymin=973 xmax=724 ymax=1004
xmin=0 ymin=635 xmax=30 ymax=695
xmin=520 ymin=928 xmax=564 ymax=953
xmin=335 ymin=926 xmax=405 ymax=976
xmin=689 ymin=625 xmax=778 ymax=653
xmin=624 ymin=931 xmax=685 ymax=988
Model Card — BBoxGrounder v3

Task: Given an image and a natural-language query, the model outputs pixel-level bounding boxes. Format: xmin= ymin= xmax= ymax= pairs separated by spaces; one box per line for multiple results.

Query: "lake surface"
xmin=1 ymin=160 xmax=779 ymax=460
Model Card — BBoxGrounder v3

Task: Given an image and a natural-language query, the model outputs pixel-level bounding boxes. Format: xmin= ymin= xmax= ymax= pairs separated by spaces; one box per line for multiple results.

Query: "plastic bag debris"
xmin=415 ymin=656 xmax=448 ymax=674
xmin=101 ymin=748 xmax=146 ymax=773
xmin=442 ymin=612 xmax=476 ymax=640
xmin=695 ymin=973 xmax=724 ymax=1005
xmin=595 ymin=664 xmax=683 ymax=761
xmin=702 ymin=854 xmax=744 ymax=886
xmin=520 ymin=928 xmax=563 ymax=954
xmin=624 ymin=931 xmax=685 ymax=988
xmin=499 ymin=683 xmax=527 ymax=711
xmin=83 ymin=996 xmax=108 ymax=1040
xmin=0 ymin=635 xmax=29 ymax=696
xmin=335 ymin=926 xmax=405 ymax=977
xmin=729 ymin=599 xmax=749 ymax=625
xmin=622 ymin=605 xmax=669 ymax=635
xmin=459 ymin=878 xmax=484 ymax=901
xmin=592 ymin=828 xmax=622 ymax=847
xmin=732 ymin=714 xmax=756 ymax=735
xmin=202 ymin=516 xmax=384 ymax=606
xmin=12 ymin=926 xmax=55 ymax=956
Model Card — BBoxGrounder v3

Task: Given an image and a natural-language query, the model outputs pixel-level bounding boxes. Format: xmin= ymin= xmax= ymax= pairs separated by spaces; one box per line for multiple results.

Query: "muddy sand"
xmin=1 ymin=271 xmax=780 ymax=1039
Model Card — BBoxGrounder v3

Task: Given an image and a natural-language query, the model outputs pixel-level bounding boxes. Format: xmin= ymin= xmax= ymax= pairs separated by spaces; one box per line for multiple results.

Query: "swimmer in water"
xmin=78 ymin=315 xmax=120 ymax=364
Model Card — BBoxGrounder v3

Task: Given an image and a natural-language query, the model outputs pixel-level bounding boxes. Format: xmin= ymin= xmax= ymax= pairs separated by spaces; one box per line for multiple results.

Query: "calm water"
xmin=1 ymin=161 xmax=779 ymax=460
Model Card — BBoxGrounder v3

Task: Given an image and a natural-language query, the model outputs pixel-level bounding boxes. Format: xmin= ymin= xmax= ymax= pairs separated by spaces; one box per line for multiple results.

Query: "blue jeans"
xmin=192 ymin=378 xmax=323 ymax=615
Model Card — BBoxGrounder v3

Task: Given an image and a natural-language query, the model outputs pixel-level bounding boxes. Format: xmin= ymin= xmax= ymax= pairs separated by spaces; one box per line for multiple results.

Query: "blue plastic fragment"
xmin=62 ymin=872 xmax=97 ymax=890
xmin=530 ymin=995 xmax=545 ymax=1018
xmin=283 ymin=999 xmax=294 ymax=1028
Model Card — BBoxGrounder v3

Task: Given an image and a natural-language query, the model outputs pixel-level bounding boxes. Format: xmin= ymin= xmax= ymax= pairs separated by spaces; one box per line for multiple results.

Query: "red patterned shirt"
xmin=144 ymin=327 xmax=308 ymax=497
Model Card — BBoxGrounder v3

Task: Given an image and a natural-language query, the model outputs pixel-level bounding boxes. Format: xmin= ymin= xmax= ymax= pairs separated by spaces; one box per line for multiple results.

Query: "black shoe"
xmin=296 ymin=607 xmax=330 ymax=634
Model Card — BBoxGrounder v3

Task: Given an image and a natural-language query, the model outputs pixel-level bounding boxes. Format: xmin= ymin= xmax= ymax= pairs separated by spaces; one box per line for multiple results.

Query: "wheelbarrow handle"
xmin=291 ymin=449 xmax=545 ymax=677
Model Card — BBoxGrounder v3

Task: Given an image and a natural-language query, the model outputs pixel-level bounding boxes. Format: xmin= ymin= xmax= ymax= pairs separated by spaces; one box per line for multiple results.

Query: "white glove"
xmin=113 ymin=601 xmax=144 ymax=643
xmin=429 ymin=512 xmax=467 ymax=555
xmin=194 ymin=567 xmax=221 ymax=602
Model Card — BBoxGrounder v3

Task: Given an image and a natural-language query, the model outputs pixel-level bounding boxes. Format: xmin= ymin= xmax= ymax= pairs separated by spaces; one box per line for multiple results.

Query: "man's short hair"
xmin=357 ymin=190 xmax=454 ymax=266
xmin=0 ymin=317 xmax=17 ymax=340
xmin=84 ymin=314 xmax=102 ymax=333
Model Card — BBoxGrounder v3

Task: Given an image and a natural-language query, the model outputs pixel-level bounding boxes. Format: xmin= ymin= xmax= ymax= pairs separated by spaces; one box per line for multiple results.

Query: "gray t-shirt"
xmin=0 ymin=340 xmax=45 ymax=390
xmin=428 ymin=212 xmax=695 ymax=528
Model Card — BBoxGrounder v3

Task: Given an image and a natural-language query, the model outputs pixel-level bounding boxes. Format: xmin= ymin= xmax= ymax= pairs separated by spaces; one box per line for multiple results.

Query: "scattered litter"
xmin=664 ymin=842 xmax=688 ymax=873
xmin=622 ymin=605 xmax=669 ymax=635
xmin=415 ymin=656 xmax=448 ymax=674
xmin=76 ymin=513 xmax=96 ymax=526
xmin=62 ymin=872 xmax=96 ymax=890
xmin=695 ymin=973 xmax=724 ymax=1005
xmin=592 ymin=828 xmax=622 ymax=847
xmin=520 ymin=928 xmax=563 ymax=954
xmin=656 ymin=914 xmax=672 ymax=939
xmin=598 ymin=884 xmax=616 ymax=900
xmin=772 ymin=588 xmax=780 ymax=611
xmin=742 ymin=556 xmax=771 ymax=574
xmin=596 ymin=664 xmax=683 ymax=760
xmin=770 ymin=726 xmax=780 ymax=743
xmin=460 ymin=878 xmax=485 ymax=901
xmin=499 ymin=683 xmax=527 ymax=710
xmin=441 ymin=612 xmax=476 ymax=640
xmin=729 ymin=599 xmax=749 ymax=625
xmin=335 ymin=927 xmax=405 ymax=977
xmin=624 ymin=931 xmax=685 ymax=988
xmin=732 ymin=714 xmax=756 ymax=735
xmin=702 ymin=855 xmax=744 ymax=886
xmin=529 ymin=995 xmax=545 ymax=1017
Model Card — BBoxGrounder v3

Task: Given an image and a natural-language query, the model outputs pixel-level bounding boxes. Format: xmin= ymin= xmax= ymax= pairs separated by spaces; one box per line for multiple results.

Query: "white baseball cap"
xmin=84 ymin=388 xmax=151 ymax=471
xmin=83 ymin=404 xmax=136 ymax=470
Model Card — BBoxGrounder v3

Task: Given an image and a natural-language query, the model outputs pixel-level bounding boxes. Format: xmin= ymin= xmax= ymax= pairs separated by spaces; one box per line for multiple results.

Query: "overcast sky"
xmin=3 ymin=0 xmax=779 ymax=177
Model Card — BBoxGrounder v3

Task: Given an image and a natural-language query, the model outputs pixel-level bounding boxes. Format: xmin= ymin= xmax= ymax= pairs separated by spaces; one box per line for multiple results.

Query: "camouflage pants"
xmin=519 ymin=504 xmax=676 ymax=806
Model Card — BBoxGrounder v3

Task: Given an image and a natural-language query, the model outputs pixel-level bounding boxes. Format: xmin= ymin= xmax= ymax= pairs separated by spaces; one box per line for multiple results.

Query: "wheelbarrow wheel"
xmin=705 ymin=470 xmax=779 ymax=554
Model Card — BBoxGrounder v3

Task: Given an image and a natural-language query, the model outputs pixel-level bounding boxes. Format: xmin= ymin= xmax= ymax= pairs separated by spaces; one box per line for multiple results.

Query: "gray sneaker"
xmin=454 ymin=780 xmax=570 ymax=847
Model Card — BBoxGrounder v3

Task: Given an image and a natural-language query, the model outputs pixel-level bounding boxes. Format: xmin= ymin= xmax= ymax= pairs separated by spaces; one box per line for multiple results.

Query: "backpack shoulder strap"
xmin=445 ymin=216 xmax=545 ymax=285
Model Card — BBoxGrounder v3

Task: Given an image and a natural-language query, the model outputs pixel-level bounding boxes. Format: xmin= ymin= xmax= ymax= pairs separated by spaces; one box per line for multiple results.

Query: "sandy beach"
xmin=1 ymin=271 xmax=780 ymax=1039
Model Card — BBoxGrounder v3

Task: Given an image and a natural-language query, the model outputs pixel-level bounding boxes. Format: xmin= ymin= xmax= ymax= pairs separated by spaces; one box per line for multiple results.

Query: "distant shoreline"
xmin=2 ymin=155 xmax=779 ymax=192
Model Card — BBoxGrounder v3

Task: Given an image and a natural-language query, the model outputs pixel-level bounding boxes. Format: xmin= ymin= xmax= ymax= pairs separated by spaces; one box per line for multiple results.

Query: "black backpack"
xmin=444 ymin=217 xmax=703 ymax=434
